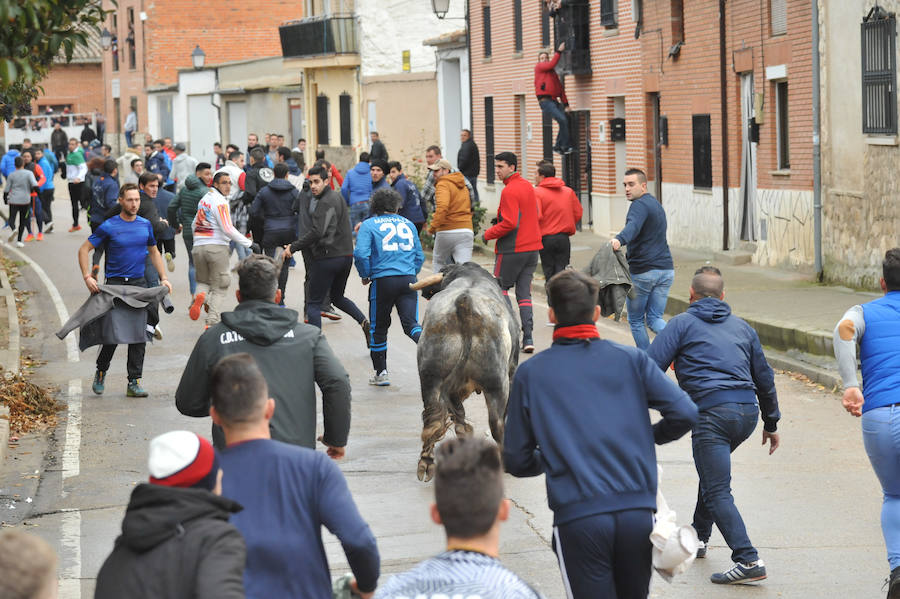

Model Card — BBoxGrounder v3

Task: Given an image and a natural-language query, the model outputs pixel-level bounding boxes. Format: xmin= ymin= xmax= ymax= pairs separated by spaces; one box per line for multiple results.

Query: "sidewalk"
xmin=473 ymin=230 xmax=878 ymax=389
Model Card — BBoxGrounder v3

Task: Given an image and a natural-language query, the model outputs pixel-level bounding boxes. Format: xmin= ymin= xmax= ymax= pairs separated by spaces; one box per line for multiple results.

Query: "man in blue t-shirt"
xmin=353 ymin=187 xmax=424 ymax=386
xmin=209 ymin=353 xmax=380 ymax=599
xmin=77 ymin=183 xmax=172 ymax=398
xmin=610 ymin=167 xmax=675 ymax=350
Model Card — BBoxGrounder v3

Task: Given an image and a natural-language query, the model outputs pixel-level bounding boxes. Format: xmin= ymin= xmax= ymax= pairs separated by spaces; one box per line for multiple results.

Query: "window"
xmin=671 ymin=0 xmax=684 ymax=44
xmin=483 ymin=5 xmax=492 ymax=57
xmin=127 ymin=8 xmax=136 ymax=69
xmin=600 ymin=0 xmax=618 ymax=28
xmin=692 ymin=114 xmax=712 ymax=189
xmin=316 ymin=94 xmax=330 ymax=145
xmin=542 ymin=111 xmax=553 ymax=160
xmin=513 ymin=0 xmax=523 ymax=53
xmin=558 ymin=1 xmax=591 ymax=75
xmin=339 ymin=93 xmax=351 ymax=146
xmin=775 ymin=82 xmax=790 ymax=169
xmin=540 ymin=1 xmax=551 ymax=47
xmin=484 ymin=97 xmax=495 ymax=184
xmin=770 ymin=0 xmax=787 ymax=36
xmin=862 ymin=9 xmax=897 ymax=135
xmin=110 ymin=14 xmax=119 ymax=72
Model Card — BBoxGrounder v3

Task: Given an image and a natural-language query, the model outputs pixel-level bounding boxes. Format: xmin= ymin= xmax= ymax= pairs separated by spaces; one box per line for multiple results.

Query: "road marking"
xmin=2 ymin=243 xmax=82 ymax=598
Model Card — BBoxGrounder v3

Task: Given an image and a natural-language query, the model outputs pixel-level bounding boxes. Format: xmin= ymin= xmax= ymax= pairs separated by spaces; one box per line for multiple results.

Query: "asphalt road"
xmin=0 ymin=225 xmax=889 ymax=599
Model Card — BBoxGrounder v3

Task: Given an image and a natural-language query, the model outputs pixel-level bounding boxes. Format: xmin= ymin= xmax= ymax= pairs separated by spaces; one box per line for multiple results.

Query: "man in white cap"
xmin=94 ymin=430 xmax=246 ymax=598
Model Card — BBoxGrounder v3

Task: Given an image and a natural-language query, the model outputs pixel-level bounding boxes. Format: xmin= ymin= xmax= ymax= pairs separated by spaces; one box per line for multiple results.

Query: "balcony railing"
xmin=280 ymin=16 xmax=359 ymax=58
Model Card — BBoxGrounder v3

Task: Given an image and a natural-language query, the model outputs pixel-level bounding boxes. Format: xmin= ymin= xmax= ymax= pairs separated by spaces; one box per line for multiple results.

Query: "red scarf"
xmin=552 ymin=324 xmax=600 ymax=341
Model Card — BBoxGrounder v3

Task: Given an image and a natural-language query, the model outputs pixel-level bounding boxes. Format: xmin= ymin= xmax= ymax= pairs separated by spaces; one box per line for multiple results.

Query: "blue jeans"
xmin=692 ymin=402 xmax=760 ymax=564
xmin=230 ymin=239 xmax=251 ymax=260
xmin=862 ymin=406 xmax=900 ymax=570
xmin=349 ymin=201 xmax=370 ymax=233
xmin=539 ymin=99 xmax=572 ymax=151
xmin=626 ymin=268 xmax=674 ymax=349
xmin=184 ymin=235 xmax=197 ymax=296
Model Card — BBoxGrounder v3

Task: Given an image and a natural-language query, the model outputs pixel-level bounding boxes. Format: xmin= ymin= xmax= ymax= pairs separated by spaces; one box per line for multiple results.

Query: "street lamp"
xmin=100 ymin=28 xmax=112 ymax=51
xmin=431 ymin=0 xmax=450 ymax=19
xmin=191 ymin=45 xmax=206 ymax=70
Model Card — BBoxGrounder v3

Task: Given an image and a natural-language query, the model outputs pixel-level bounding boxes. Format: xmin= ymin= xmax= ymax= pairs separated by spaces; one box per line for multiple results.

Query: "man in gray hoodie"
xmin=3 ymin=156 xmax=37 ymax=246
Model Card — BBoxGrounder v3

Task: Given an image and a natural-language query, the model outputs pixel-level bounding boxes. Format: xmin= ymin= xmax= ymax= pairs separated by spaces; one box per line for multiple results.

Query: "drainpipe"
xmin=719 ymin=0 xmax=730 ymax=251
xmin=466 ymin=0 xmax=472 ymax=132
xmin=812 ymin=0 xmax=823 ymax=281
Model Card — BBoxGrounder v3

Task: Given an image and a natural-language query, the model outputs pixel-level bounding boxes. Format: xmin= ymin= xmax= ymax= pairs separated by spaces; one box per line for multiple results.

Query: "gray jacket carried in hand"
xmin=584 ymin=244 xmax=633 ymax=321
xmin=56 ymin=285 xmax=169 ymax=350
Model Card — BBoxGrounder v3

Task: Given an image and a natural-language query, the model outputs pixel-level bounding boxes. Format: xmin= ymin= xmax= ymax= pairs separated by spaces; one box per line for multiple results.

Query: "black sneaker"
xmin=360 ymin=319 xmax=371 ymax=348
xmin=710 ymin=560 xmax=766 ymax=585
xmin=888 ymin=566 xmax=900 ymax=599
xmin=696 ymin=541 xmax=707 ymax=559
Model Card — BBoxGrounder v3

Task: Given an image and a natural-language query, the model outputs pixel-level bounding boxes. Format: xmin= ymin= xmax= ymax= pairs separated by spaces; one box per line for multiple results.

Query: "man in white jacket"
xmin=190 ymin=171 xmax=252 ymax=326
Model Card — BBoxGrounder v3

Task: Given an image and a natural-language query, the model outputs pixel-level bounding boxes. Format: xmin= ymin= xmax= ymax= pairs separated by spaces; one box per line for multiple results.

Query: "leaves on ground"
xmin=0 ymin=373 xmax=63 ymax=434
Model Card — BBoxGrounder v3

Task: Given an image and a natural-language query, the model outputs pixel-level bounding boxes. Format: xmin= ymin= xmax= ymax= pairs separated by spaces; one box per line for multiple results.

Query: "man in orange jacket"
xmin=483 ymin=152 xmax=543 ymax=353
xmin=428 ymin=159 xmax=473 ymax=273
xmin=534 ymin=160 xmax=582 ymax=282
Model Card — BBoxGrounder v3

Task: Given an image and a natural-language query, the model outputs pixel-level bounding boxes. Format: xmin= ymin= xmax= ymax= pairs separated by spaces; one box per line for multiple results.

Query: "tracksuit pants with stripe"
xmin=493 ymin=250 xmax=538 ymax=341
xmin=367 ymin=274 xmax=421 ymax=373
xmin=552 ymin=508 xmax=654 ymax=599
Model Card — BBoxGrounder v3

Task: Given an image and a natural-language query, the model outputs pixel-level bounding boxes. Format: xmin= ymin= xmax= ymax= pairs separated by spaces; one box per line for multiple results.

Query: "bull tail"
xmin=445 ymin=292 xmax=476 ymax=387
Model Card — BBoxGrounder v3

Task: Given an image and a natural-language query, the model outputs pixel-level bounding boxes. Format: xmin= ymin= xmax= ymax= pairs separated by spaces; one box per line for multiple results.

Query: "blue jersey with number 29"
xmin=353 ymin=214 xmax=425 ymax=279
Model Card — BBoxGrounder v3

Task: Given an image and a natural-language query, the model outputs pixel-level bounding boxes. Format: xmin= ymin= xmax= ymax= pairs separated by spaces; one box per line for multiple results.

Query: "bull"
xmin=410 ymin=262 xmax=520 ymax=482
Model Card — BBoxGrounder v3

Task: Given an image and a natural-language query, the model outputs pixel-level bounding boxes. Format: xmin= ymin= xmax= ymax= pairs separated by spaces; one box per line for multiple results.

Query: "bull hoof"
xmin=417 ymin=458 xmax=436 ymax=482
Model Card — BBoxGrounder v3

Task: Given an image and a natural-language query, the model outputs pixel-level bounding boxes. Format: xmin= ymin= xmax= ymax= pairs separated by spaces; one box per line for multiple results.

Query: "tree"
xmin=0 ymin=0 xmax=109 ymax=121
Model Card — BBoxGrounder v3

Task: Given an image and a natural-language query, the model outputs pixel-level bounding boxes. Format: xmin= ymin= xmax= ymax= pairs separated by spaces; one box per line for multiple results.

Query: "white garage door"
xmin=187 ymin=94 xmax=218 ymax=165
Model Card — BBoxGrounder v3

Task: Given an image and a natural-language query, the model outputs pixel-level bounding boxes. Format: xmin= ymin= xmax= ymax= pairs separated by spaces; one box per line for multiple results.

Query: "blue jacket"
xmin=146 ymin=151 xmax=171 ymax=183
xmin=38 ymin=156 xmax=56 ymax=190
xmin=860 ymin=291 xmax=900 ymax=413
xmin=90 ymin=171 xmax=120 ymax=225
xmin=153 ymin=187 xmax=177 ymax=240
xmin=250 ymin=178 xmax=300 ymax=246
xmin=647 ymin=297 xmax=781 ymax=431
xmin=353 ymin=213 xmax=424 ymax=279
xmin=615 ymin=193 xmax=673 ymax=275
xmin=504 ymin=336 xmax=697 ymax=525
xmin=1 ymin=150 xmax=20 ymax=180
xmin=392 ymin=174 xmax=425 ymax=224
xmin=341 ymin=161 xmax=372 ymax=206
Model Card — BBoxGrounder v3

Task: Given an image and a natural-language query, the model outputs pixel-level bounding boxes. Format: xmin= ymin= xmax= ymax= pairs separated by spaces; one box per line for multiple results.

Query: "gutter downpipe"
xmin=812 ymin=0 xmax=823 ymax=281
xmin=719 ymin=0 xmax=730 ymax=251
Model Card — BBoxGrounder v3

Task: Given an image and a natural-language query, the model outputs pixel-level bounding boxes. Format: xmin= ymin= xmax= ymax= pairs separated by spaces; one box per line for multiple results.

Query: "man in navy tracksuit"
xmin=504 ymin=270 xmax=698 ymax=598
xmin=353 ymin=187 xmax=424 ymax=387
xmin=647 ymin=266 xmax=780 ymax=585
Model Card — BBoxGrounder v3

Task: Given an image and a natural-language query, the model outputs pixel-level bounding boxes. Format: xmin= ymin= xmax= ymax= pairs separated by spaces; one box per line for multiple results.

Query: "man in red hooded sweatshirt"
xmin=534 ymin=42 xmax=572 ymax=155
xmin=482 ymin=152 xmax=543 ymax=353
xmin=534 ymin=160 xmax=582 ymax=282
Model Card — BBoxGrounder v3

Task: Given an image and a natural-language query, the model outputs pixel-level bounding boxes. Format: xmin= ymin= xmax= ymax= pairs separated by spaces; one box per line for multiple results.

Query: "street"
xmin=0 ymin=229 xmax=889 ymax=599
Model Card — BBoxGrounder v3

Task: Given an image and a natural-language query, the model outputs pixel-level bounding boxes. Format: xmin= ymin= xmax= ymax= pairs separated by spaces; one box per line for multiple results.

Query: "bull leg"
xmin=448 ymin=397 xmax=473 ymax=438
xmin=418 ymin=399 xmax=451 ymax=482
xmin=484 ymin=380 xmax=510 ymax=446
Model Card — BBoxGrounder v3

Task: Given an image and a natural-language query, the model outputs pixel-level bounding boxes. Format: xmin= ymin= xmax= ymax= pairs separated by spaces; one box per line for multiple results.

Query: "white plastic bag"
xmin=651 ymin=465 xmax=700 ymax=582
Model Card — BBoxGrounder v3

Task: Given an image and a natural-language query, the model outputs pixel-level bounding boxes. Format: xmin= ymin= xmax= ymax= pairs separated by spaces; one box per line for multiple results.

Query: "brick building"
xmin=470 ymin=0 xmax=647 ymax=236
xmin=100 ymin=0 xmax=302 ymax=150
xmin=639 ymin=0 xmax=813 ymax=268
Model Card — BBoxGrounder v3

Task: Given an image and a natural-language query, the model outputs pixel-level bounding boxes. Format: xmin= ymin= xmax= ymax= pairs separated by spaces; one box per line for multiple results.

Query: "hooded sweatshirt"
xmin=646 ymin=297 xmax=781 ymax=432
xmin=535 ymin=176 xmax=582 ymax=236
xmin=94 ymin=484 xmax=245 ymax=599
xmin=341 ymin=161 xmax=373 ymax=206
xmin=175 ymin=300 xmax=352 ymax=449
xmin=428 ymin=171 xmax=472 ymax=234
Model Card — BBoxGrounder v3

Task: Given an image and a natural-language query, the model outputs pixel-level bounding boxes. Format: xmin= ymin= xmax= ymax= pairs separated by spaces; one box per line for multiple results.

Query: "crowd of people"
xmin=3 ymin=108 xmax=900 ymax=599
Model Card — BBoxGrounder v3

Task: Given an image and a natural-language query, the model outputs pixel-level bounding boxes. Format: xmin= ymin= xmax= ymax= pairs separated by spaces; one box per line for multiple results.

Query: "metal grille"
xmin=600 ymin=0 xmax=618 ymax=27
xmin=541 ymin=1 xmax=551 ymax=47
xmin=542 ymin=111 xmax=553 ymax=160
xmin=558 ymin=1 xmax=591 ymax=75
xmin=316 ymin=95 xmax=329 ymax=145
xmin=485 ymin=97 xmax=495 ymax=184
xmin=483 ymin=5 xmax=492 ymax=57
xmin=339 ymin=93 xmax=351 ymax=146
xmin=562 ymin=110 xmax=592 ymax=228
xmin=692 ymin=114 xmax=712 ymax=189
xmin=514 ymin=0 xmax=523 ymax=52
xmin=861 ymin=13 xmax=897 ymax=135
xmin=279 ymin=17 xmax=358 ymax=58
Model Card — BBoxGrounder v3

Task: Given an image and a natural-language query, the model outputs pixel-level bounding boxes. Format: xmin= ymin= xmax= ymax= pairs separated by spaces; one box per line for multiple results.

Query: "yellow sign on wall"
xmin=402 ymin=50 xmax=410 ymax=72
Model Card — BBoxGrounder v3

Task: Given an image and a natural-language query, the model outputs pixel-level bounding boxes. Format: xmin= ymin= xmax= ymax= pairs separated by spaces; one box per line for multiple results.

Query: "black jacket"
xmin=457 ymin=138 xmax=480 ymax=179
xmin=289 ymin=187 xmax=354 ymax=259
xmin=94 ymin=484 xmax=246 ymax=599
xmin=250 ymin=178 xmax=299 ymax=247
xmin=370 ymin=139 xmax=388 ymax=162
xmin=175 ymin=300 xmax=352 ymax=449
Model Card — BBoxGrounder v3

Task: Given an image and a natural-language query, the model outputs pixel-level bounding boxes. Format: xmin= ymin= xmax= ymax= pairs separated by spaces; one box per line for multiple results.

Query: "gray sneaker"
xmin=711 ymin=560 xmax=766 ymax=585
xmin=369 ymin=371 xmax=390 ymax=386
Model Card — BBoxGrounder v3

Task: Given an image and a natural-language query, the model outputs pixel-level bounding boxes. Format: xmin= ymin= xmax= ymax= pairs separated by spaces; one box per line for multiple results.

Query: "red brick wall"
xmin=143 ymin=0 xmax=301 ymax=87
xmin=470 ymin=1 xmax=646 ymax=195
xmin=640 ymin=0 xmax=812 ymax=191
xmin=30 ymin=63 xmax=104 ymax=115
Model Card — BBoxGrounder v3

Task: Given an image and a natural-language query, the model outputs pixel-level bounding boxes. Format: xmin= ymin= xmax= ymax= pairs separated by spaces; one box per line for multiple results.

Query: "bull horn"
xmin=409 ymin=273 xmax=444 ymax=290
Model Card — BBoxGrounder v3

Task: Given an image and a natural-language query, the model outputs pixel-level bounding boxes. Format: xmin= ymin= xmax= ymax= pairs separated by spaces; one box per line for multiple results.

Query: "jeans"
xmin=183 ymin=235 xmax=197 ymax=295
xmin=539 ymin=99 xmax=572 ymax=151
xmin=692 ymin=402 xmax=760 ymax=564
xmin=230 ymin=239 xmax=251 ymax=260
xmin=626 ymin=268 xmax=674 ymax=350
xmin=349 ymin=201 xmax=370 ymax=233
xmin=862 ymin=405 xmax=900 ymax=570
xmin=125 ymin=130 xmax=133 ymax=147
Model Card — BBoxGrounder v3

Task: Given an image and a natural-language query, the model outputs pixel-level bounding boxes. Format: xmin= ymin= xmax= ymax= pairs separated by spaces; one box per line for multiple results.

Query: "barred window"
xmin=861 ymin=9 xmax=897 ymax=135
xmin=485 ymin=97 xmax=495 ymax=184
xmin=600 ymin=0 xmax=618 ymax=28
xmin=692 ymin=115 xmax=712 ymax=189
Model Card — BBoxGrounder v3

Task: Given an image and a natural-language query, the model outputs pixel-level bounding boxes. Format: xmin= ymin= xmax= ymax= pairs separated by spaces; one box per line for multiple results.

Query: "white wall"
xmin=356 ymin=0 xmax=466 ymax=77
xmin=435 ymin=45 xmax=471 ymax=165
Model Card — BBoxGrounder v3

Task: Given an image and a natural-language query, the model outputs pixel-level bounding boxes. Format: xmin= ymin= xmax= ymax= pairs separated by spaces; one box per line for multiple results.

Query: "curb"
xmin=0 ymin=259 xmax=20 ymax=466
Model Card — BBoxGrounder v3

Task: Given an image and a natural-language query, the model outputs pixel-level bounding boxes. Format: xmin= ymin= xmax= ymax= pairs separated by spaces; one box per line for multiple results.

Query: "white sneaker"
xmin=165 ymin=252 xmax=175 ymax=272
xmin=545 ymin=321 xmax=556 ymax=327
xmin=368 ymin=370 xmax=390 ymax=386
xmin=15 ymin=241 xmax=24 ymax=248
xmin=153 ymin=325 xmax=163 ymax=340
xmin=44 ymin=221 xmax=54 ymax=233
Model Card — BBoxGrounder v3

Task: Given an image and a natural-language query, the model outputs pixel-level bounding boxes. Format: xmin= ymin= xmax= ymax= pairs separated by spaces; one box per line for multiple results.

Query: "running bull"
xmin=410 ymin=262 xmax=520 ymax=482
